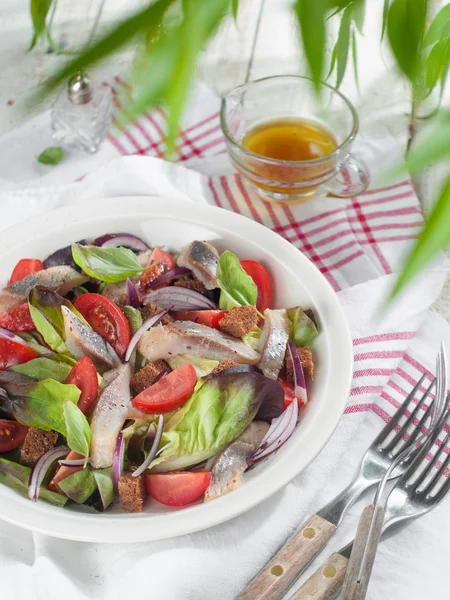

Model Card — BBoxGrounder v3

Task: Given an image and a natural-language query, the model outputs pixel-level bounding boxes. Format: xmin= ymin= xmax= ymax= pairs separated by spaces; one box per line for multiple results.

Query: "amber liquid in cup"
xmin=241 ymin=117 xmax=338 ymax=197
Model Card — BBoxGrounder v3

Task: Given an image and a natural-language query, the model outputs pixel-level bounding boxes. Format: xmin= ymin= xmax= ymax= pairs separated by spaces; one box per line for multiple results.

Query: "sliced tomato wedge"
xmin=73 ymin=293 xmax=131 ymax=358
xmin=145 ymin=472 xmax=211 ymax=506
xmin=281 ymin=380 xmax=305 ymax=410
xmin=0 ymin=303 xmax=35 ymax=332
xmin=132 ymin=363 xmax=197 ymax=413
xmin=0 ymin=419 xmax=28 ymax=453
xmin=172 ymin=309 xmax=227 ymax=329
xmin=139 ymin=248 xmax=175 ymax=288
xmin=9 ymin=258 xmax=44 ymax=285
xmin=0 ymin=338 xmax=38 ymax=370
xmin=240 ymin=260 xmax=273 ymax=313
xmin=65 ymin=356 xmax=99 ymax=415
xmin=48 ymin=450 xmax=84 ymax=492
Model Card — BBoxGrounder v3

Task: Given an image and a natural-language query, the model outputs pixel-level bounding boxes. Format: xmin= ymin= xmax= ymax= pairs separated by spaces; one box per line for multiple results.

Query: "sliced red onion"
xmin=152 ymin=369 xmax=169 ymax=385
xmin=132 ymin=414 xmax=165 ymax=477
xmin=126 ymin=278 xmax=140 ymax=308
xmin=113 ymin=431 xmax=125 ymax=490
xmin=288 ymin=339 xmax=308 ymax=405
xmin=142 ymin=268 xmax=190 ymax=291
xmin=94 ymin=233 xmax=149 ymax=252
xmin=58 ymin=458 xmax=86 ymax=467
xmin=125 ymin=309 xmax=170 ymax=362
xmin=248 ymin=399 xmax=298 ymax=465
xmin=0 ymin=327 xmax=49 ymax=355
xmin=28 ymin=445 xmax=69 ymax=501
xmin=143 ymin=287 xmax=217 ymax=310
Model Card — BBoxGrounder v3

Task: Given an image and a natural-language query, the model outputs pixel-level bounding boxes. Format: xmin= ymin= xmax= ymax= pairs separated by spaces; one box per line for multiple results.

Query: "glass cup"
xmin=220 ymin=75 xmax=370 ymax=203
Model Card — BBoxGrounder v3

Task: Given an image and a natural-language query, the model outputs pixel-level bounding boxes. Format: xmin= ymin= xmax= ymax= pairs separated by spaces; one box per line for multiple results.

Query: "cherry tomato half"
xmin=73 ymin=293 xmax=131 ymax=358
xmin=9 ymin=259 xmax=44 ymax=285
xmin=145 ymin=472 xmax=211 ymax=506
xmin=240 ymin=260 xmax=273 ymax=313
xmin=139 ymin=248 xmax=176 ymax=288
xmin=132 ymin=363 xmax=197 ymax=413
xmin=172 ymin=309 xmax=227 ymax=330
xmin=0 ymin=419 xmax=29 ymax=453
xmin=0 ymin=303 xmax=35 ymax=332
xmin=0 ymin=338 xmax=38 ymax=370
xmin=281 ymin=380 xmax=306 ymax=410
xmin=65 ymin=356 xmax=99 ymax=416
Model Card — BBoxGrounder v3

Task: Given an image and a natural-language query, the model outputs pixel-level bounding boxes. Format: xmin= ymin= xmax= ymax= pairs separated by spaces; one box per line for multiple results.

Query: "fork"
xmin=237 ymin=374 xmax=435 ymax=600
xmin=290 ymin=390 xmax=450 ymax=600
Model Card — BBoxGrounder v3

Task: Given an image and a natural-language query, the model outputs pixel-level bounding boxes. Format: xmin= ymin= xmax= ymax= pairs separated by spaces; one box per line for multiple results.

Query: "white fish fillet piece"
xmin=258 ymin=309 xmax=290 ymax=380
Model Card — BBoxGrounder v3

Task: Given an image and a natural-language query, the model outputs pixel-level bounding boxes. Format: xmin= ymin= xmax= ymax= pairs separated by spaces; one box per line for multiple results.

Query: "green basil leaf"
xmin=0 ymin=458 xmax=67 ymax=506
xmin=92 ymin=468 xmax=114 ymax=510
xmin=63 ymin=400 xmax=91 ymax=465
xmin=37 ymin=146 xmax=64 ymax=166
xmin=122 ymin=305 xmax=143 ymax=334
xmin=10 ymin=357 xmax=72 ymax=382
xmin=217 ymin=250 xmax=257 ymax=310
xmin=58 ymin=468 xmax=97 ymax=504
xmin=8 ymin=378 xmax=80 ymax=435
xmin=72 ymin=243 xmax=145 ymax=283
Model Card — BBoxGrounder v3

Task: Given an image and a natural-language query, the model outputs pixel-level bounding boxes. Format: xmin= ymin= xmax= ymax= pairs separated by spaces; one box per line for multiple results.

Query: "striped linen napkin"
xmin=0 ymin=80 xmax=449 ymax=600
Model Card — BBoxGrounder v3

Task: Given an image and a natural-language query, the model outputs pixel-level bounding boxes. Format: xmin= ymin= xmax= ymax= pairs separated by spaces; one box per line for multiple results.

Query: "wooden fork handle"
xmin=236 ymin=514 xmax=336 ymax=600
xmin=290 ymin=552 xmax=349 ymax=600
xmin=341 ymin=504 xmax=385 ymax=600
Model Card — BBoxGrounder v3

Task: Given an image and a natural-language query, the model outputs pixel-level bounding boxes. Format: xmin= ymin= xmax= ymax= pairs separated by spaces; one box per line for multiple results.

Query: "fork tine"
xmin=411 ymin=426 xmax=450 ymax=490
xmin=384 ymin=378 xmax=435 ymax=455
xmin=421 ymin=427 xmax=450 ymax=496
xmin=373 ymin=372 xmax=428 ymax=447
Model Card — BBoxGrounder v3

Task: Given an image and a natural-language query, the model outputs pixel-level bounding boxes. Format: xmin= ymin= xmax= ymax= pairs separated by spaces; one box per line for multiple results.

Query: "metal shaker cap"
xmin=68 ymin=73 xmax=93 ymax=104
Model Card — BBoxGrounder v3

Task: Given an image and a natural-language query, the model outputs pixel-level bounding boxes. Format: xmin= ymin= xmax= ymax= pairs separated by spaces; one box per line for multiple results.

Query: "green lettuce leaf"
xmin=286 ymin=307 xmax=319 ymax=347
xmin=72 ymin=243 xmax=145 ymax=283
xmin=217 ymin=250 xmax=257 ymax=310
xmin=242 ymin=325 xmax=262 ymax=351
xmin=167 ymin=354 xmax=219 ymax=377
xmin=10 ymin=357 xmax=73 ymax=382
xmin=92 ymin=467 xmax=114 ymax=510
xmin=6 ymin=378 xmax=80 ymax=436
xmin=63 ymin=400 xmax=91 ymax=465
xmin=29 ymin=303 xmax=68 ymax=354
xmin=58 ymin=468 xmax=97 ymax=504
xmin=0 ymin=458 xmax=67 ymax=506
xmin=150 ymin=370 xmax=282 ymax=472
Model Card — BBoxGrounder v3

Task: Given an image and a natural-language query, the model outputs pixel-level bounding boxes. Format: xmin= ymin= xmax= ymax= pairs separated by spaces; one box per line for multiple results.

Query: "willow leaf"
xmin=381 ymin=0 xmax=390 ymax=41
xmin=352 ymin=28 xmax=360 ymax=91
xmin=353 ymin=0 xmax=365 ymax=34
xmin=387 ymin=0 xmax=427 ymax=82
xmin=232 ymin=0 xmax=239 ymax=20
xmin=404 ymin=113 xmax=450 ymax=174
xmin=294 ymin=0 xmax=327 ymax=90
xmin=390 ymin=176 xmax=450 ymax=300
xmin=29 ymin=0 xmax=54 ymax=51
xmin=335 ymin=6 xmax=352 ymax=88
xmin=38 ymin=0 xmax=174 ymax=95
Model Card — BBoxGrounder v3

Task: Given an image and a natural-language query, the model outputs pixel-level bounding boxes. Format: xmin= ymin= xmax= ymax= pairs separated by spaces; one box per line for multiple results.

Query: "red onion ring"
xmin=142 ymin=287 xmax=216 ymax=310
xmin=113 ymin=431 xmax=125 ymax=490
xmin=94 ymin=233 xmax=149 ymax=252
xmin=125 ymin=308 xmax=170 ymax=362
xmin=248 ymin=399 xmax=298 ymax=465
xmin=126 ymin=278 xmax=140 ymax=308
xmin=58 ymin=458 xmax=86 ymax=467
xmin=141 ymin=267 xmax=190 ymax=291
xmin=28 ymin=445 xmax=70 ymax=501
xmin=132 ymin=414 xmax=165 ymax=477
xmin=152 ymin=369 xmax=169 ymax=385
xmin=288 ymin=339 xmax=308 ymax=405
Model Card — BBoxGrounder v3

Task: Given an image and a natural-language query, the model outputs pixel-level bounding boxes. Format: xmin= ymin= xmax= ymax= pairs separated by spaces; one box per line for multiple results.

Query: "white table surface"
xmin=0 ymin=0 xmax=448 ymax=315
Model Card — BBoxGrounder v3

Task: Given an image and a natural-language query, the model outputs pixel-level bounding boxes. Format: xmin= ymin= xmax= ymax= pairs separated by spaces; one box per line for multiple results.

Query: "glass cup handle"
xmin=325 ymin=153 xmax=370 ymax=198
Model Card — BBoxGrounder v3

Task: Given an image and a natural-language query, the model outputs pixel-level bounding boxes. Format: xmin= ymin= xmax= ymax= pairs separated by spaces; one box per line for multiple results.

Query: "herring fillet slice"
xmin=258 ymin=308 xmax=290 ymax=380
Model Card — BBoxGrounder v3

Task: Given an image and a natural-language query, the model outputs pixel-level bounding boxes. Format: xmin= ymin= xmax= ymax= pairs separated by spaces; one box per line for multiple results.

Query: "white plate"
xmin=0 ymin=196 xmax=353 ymax=542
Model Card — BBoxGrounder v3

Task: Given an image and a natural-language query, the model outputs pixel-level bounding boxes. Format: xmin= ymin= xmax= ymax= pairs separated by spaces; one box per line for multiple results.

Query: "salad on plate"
xmin=0 ymin=234 xmax=318 ymax=512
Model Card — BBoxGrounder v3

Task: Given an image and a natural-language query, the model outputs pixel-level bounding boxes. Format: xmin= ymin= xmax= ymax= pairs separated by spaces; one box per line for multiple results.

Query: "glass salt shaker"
xmin=51 ymin=73 xmax=112 ymax=153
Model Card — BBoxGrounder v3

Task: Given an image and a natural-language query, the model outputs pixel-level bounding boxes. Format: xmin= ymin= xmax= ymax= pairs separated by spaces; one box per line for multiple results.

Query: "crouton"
xmin=118 ymin=472 xmax=147 ymax=512
xmin=140 ymin=300 xmax=174 ymax=325
xmin=285 ymin=347 xmax=314 ymax=381
xmin=20 ymin=427 xmax=58 ymax=466
xmin=130 ymin=359 xmax=170 ymax=396
xmin=218 ymin=305 xmax=258 ymax=338
xmin=174 ymin=279 xmax=207 ymax=295
xmin=210 ymin=359 xmax=239 ymax=375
